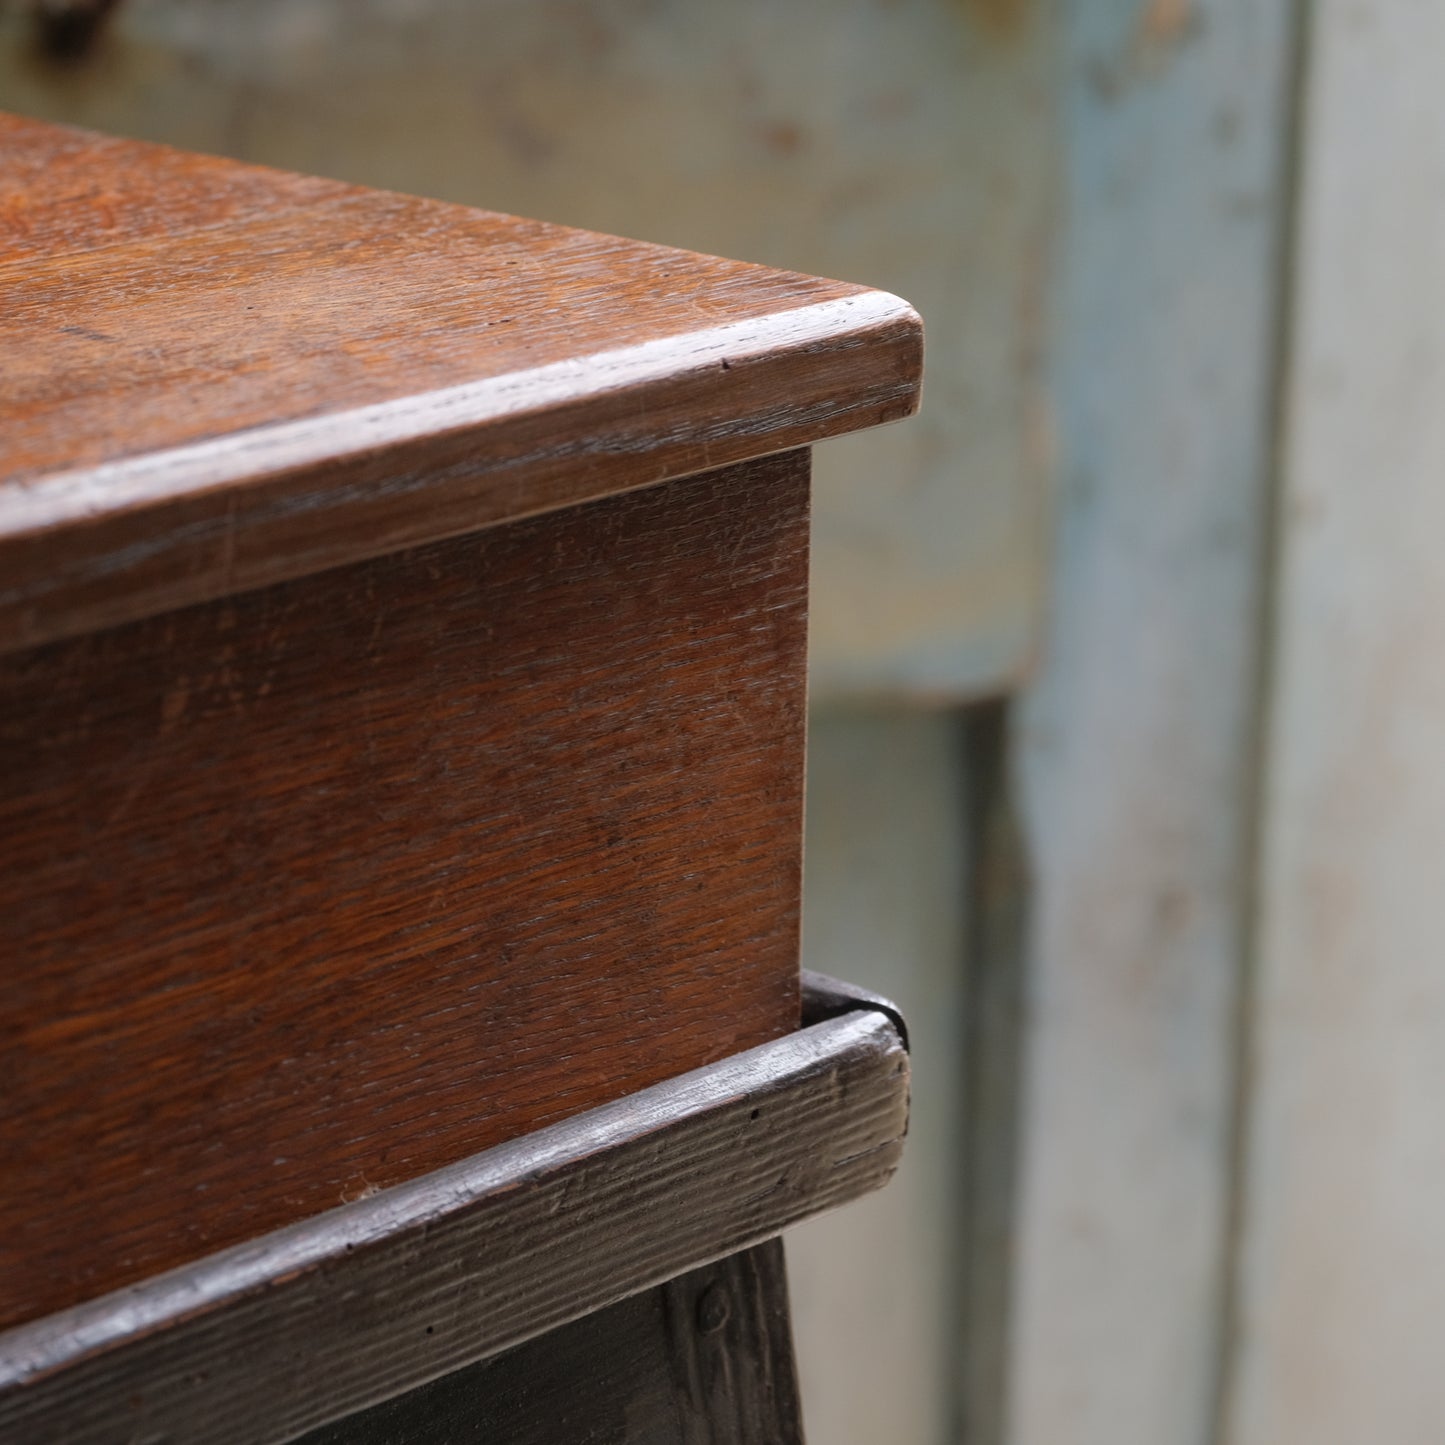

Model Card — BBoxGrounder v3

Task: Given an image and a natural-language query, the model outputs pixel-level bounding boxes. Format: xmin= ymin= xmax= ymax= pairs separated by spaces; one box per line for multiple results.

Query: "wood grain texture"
xmin=298 ymin=1240 xmax=802 ymax=1445
xmin=0 ymin=997 xmax=907 ymax=1445
xmin=0 ymin=110 xmax=350 ymax=261
xmin=0 ymin=451 xmax=808 ymax=1333
xmin=0 ymin=0 xmax=1051 ymax=699
xmin=0 ymin=110 xmax=921 ymax=653
xmin=1 ymin=0 xmax=1035 ymax=703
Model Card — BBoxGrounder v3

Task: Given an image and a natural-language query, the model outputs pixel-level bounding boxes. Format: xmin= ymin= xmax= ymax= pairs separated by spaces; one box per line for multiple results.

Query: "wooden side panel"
xmin=1009 ymin=5 xmax=1298 ymax=1444
xmin=0 ymin=453 xmax=807 ymax=1332
xmin=1226 ymin=5 xmax=1445 ymax=1442
xmin=297 ymin=1243 xmax=804 ymax=1445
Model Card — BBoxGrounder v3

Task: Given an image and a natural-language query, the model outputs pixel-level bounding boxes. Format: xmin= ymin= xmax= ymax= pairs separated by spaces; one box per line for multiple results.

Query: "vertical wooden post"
xmin=1009 ymin=4 xmax=1300 ymax=1442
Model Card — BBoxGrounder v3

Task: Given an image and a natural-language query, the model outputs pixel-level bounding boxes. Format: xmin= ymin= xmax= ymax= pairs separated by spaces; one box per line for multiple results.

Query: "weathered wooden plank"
xmin=0 ymin=0 xmax=1050 ymax=698
xmin=298 ymin=1242 xmax=803 ymax=1445
xmin=1224 ymin=4 xmax=1445 ymax=1441
xmin=1009 ymin=4 xmax=1299 ymax=1443
xmin=0 ymin=993 xmax=908 ymax=1445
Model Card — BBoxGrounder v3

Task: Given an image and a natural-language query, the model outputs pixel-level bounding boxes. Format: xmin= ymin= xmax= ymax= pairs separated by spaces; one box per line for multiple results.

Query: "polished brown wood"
xmin=2 ymin=114 xmax=922 ymax=1417
xmin=0 ymin=992 xmax=907 ymax=1445
xmin=0 ymin=111 xmax=922 ymax=653
xmin=0 ymin=451 xmax=808 ymax=1332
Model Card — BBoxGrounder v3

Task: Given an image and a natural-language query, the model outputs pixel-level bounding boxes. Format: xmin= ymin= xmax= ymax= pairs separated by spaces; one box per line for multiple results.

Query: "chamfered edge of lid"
xmin=0 ymin=287 xmax=921 ymax=653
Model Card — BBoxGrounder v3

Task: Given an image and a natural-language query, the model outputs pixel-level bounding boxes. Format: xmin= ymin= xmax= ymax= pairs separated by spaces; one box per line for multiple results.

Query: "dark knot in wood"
xmin=696 ymin=1282 xmax=732 ymax=1335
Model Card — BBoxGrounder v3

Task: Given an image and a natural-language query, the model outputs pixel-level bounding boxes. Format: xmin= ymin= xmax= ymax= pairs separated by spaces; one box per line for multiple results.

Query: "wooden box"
xmin=0 ymin=110 xmax=920 ymax=1346
xmin=0 ymin=115 xmax=919 ymax=1445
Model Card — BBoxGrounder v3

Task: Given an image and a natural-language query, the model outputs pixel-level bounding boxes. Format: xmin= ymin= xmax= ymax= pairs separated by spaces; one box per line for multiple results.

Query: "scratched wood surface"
xmin=0 ymin=111 xmax=919 ymax=651
xmin=0 ymin=0 xmax=1043 ymax=700
xmin=0 ymin=451 xmax=808 ymax=1333
xmin=0 ymin=1000 xmax=906 ymax=1444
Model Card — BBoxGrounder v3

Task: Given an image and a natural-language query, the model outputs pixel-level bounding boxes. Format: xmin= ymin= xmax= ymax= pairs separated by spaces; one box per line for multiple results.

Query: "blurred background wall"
xmin=7 ymin=1 xmax=1444 ymax=1442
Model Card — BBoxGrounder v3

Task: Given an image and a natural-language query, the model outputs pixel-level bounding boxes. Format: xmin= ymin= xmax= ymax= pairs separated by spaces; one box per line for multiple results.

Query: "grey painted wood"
xmin=1009 ymin=4 xmax=1300 ymax=1444
xmin=0 ymin=0 xmax=1054 ymax=700
xmin=1225 ymin=5 xmax=1445 ymax=1441
xmin=0 ymin=993 xmax=907 ymax=1445
xmin=956 ymin=703 xmax=1028 ymax=1445
xmin=298 ymin=1242 xmax=803 ymax=1445
xmin=788 ymin=709 xmax=971 ymax=1445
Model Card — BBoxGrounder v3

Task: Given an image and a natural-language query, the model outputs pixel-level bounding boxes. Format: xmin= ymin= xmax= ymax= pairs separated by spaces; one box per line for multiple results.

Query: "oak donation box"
xmin=0 ymin=112 xmax=920 ymax=1444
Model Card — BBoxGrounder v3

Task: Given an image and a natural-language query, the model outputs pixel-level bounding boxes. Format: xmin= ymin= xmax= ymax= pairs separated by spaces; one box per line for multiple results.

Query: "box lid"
xmin=0 ymin=112 xmax=921 ymax=650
